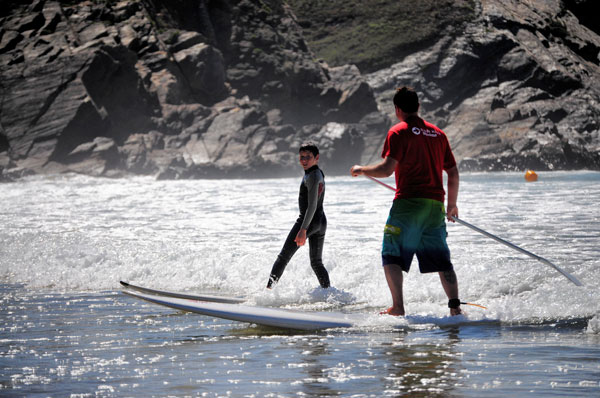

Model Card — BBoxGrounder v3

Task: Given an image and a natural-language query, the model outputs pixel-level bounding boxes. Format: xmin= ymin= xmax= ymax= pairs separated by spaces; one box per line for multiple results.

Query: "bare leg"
xmin=439 ymin=270 xmax=462 ymax=315
xmin=382 ymin=264 xmax=405 ymax=316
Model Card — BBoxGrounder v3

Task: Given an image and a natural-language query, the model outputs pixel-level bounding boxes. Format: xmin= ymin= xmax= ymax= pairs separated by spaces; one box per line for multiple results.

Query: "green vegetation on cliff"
xmin=285 ymin=0 xmax=477 ymax=73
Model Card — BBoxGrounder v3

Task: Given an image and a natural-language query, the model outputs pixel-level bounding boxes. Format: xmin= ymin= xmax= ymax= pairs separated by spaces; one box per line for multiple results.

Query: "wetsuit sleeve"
xmin=300 ymin=171 xmax=322 ymax=230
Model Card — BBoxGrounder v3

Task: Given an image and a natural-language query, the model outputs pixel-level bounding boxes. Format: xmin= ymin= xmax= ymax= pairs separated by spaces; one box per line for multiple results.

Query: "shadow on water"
xmin=506 ymin=316 xmax=594 ymax=331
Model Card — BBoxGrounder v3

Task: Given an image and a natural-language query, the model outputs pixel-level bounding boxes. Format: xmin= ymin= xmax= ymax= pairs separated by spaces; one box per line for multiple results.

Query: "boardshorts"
xmin=381 ymin=198 xmax=453 ymax=273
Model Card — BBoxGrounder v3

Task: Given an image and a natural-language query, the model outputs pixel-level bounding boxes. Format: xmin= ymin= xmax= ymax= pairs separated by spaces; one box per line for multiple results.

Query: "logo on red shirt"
xmin=412 ymin=127 xmax=440 ymax=137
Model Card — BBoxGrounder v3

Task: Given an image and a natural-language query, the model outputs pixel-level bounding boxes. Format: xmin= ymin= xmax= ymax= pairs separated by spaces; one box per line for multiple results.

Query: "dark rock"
xmin=78 ymin=22 xmax=109 ymax=43
xmin=173 ymin=43 xmax=227 ymax=103
xmin=118 ymin=24 xmax=139 ymax=50
xmin=17 ymin=12 xmax=46 ymax=33
xmin=61 ymin=136 xmax=120 ymax=176
xmin=4 ymin=0 xmax=596 ymax=179
xmin=367 ymin=0 xmax=600 ymax=171
xmin=112 ymin=1 xmax=141 ymax=22
xmin=40 ymin=12 xmax=61 ymax=35
xmin=28 ymin=0 xmax=45 ymax=13
xmin=324 ymin=64 xmax=379 ymax=123
xmin=1 ymin=51 xmax=91 ymax=163
xmin=0 ymin=31 xmax=23 ymax=54
xmin=310 ymin=122 xmax=365 ymax=175
xmin=164 ymin=30 xmax=205 ymax=53
xmin=120 ymin=131 xmax=166 ymax=174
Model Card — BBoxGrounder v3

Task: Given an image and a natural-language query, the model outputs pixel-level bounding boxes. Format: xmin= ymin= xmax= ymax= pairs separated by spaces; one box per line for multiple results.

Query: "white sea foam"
xmin=1 ymin=171 xmax=599 ymax=326
xmin=585 ymin=315 xmax=600 ymax=334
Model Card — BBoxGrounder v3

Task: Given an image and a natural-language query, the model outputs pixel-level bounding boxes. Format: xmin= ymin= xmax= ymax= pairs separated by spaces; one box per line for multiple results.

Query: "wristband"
xmin=448 ymin=298 xmax=461 ymax=309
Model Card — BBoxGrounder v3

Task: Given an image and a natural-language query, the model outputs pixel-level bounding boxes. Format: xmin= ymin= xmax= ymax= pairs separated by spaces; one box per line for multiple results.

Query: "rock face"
xmin=366 ymin=0 xmax=600 ymax=171
xmin=0 ymin=0 xmax=380 ymax=179
xmin=1 ymin=0 xmax=599 ymax=180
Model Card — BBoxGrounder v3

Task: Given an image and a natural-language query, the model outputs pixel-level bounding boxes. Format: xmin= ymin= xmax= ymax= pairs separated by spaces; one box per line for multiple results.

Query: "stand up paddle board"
xmin=120 ymin=281 xmax=245 ymax=304
xmin=122 ymin=289 xmax=356 ymax=330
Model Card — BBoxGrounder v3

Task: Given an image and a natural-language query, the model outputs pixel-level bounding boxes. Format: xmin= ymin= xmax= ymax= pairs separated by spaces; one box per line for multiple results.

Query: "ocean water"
xmin=1 ymin=171 xmax=599 ymax=397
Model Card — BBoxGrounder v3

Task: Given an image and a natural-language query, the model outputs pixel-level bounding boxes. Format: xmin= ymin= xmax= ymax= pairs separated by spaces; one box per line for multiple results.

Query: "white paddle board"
xmin=120 ymin=281 xmax=245 ymax=304
xmin=122 ymin=290 xmax=356 ymax=330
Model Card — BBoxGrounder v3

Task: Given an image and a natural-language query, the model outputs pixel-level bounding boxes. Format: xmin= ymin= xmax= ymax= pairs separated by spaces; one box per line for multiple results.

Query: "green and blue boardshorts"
xmin=382 ymin=198 xmax=453 ymax=273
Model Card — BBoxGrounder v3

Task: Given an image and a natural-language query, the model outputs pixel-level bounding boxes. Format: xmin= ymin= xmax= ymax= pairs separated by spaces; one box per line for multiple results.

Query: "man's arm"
xmin=446 ymin=165 xmax=459 ymax=222
xmin=350 ymin=156 xmax=397 ymax=178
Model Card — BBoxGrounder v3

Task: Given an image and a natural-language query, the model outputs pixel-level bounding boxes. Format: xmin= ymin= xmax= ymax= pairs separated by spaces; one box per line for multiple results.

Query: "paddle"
xmin=363 ymin=175 xmax=583 ymax=287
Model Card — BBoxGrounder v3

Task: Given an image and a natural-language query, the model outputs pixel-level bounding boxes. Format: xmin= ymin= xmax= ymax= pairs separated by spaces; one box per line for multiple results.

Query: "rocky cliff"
xmin=0 ymin=0 xmax=383 ymax=180
xmin=1 ymin=0 xmax=599 ymax=181
xmin=363 ymin=0 xmax=600 ymax=171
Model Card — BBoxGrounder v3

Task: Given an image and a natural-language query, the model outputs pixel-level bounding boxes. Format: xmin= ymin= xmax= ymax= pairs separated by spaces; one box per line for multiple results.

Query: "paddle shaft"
xmin=363 ymin=175 xmax=583 ymax=286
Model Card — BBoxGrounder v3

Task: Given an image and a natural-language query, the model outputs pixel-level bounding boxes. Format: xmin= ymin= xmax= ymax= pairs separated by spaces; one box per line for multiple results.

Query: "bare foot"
xmin=379 ymin=307 xmax=405 ymax=316
xmin=450 ymin=307 xmax=462 ymax=316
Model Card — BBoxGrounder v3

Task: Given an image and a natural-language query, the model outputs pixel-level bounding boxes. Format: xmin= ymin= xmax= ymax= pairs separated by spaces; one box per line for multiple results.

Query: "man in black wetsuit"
xmin=267 ymin=142 xmax=331 ymax=289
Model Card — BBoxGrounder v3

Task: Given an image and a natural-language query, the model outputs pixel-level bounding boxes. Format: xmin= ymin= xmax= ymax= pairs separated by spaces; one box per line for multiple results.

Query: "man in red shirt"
xmin=350 ymin=86 xmax=461 ymax=316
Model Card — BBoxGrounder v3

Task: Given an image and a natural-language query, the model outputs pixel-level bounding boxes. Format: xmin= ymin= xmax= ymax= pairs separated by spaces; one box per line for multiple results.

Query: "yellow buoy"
xmin=524 ymin=169 xmax=538 ymax=182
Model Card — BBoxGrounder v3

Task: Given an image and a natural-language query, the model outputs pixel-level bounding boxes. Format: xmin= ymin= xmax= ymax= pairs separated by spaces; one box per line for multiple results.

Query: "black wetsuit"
xmin=267 ymin=165 xmax=330 ymax=288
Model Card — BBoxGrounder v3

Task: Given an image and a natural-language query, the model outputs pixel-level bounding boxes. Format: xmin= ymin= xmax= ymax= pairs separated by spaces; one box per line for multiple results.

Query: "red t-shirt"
xmin=381 ymin=116 xmax=456 ymax=202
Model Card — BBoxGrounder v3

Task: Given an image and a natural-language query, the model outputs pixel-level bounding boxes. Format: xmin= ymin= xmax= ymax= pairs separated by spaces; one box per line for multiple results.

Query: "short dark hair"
xmin=393 ymin=86 xmax=419 ymax=113
xmin=299 ymin=142 xmax=319 ymax=156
